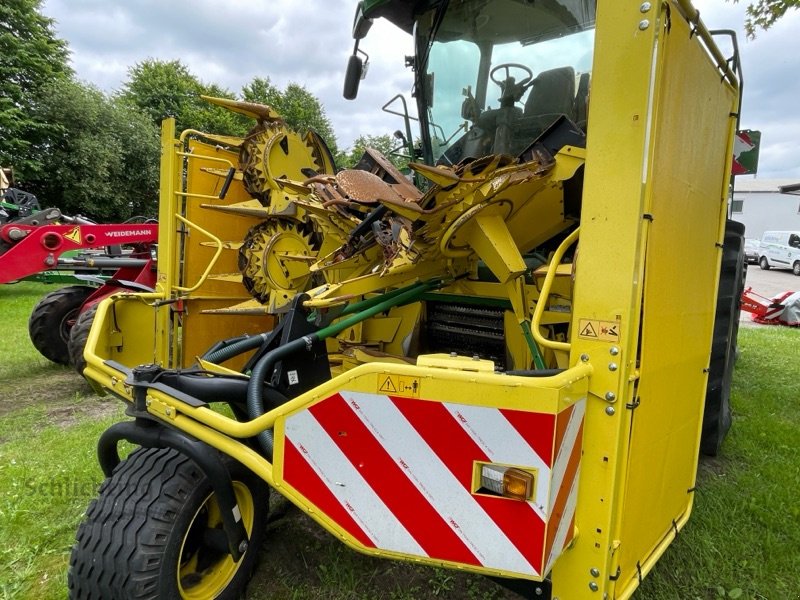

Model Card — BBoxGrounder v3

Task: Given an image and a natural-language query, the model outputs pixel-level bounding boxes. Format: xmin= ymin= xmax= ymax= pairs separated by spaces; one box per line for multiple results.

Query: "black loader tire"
xmin=28 ymin=285 xmax=94 ymax=365
xmin=701 ymin=220 xmax=746 ymax=456
xmin=68 ymin=447 xmax=269 ymax=600
xmin=67 ymin=305 xmax=96 ymax=375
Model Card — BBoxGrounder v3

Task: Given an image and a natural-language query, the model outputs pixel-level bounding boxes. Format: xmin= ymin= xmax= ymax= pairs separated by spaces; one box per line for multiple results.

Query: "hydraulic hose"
xmin=504 ymin=368 xmax=565 ymax=377
xmin=202 ymin=332 xmax=270 ymax=365
xmin=247 ymin=280 xmax=439 ymax=458
xmin=247 ymin=336 xmax=312 ymax=458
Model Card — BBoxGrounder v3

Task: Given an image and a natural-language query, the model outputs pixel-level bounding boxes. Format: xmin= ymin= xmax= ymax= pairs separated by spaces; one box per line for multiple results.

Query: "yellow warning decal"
xmin=578 ymin=319 xmax=620 ymax=342
xmin=64 ymin=226 xmax=82 ymax=245
xmin=377 ymin=374 xmax=420 ymax=398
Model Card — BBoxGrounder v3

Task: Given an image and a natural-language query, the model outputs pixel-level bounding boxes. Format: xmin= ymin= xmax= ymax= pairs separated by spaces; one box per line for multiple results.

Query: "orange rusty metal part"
xmin=335 ymin=170 xmax=405 ymax=204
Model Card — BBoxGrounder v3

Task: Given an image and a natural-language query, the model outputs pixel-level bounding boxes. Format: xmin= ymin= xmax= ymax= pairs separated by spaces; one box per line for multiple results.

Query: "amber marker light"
xmin=503 ymin=468 xmax=534 ymax=501
xmin=479 ymin=464 xmax=535 ymax=501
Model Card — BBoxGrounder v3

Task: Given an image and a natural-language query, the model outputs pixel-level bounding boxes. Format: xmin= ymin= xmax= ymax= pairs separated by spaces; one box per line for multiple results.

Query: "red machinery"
xmin=1 ymin=216 xmax=158 ymax=367
xmin=0 ymin=218 xmax=157 ymax=284
xmin=740 ymin=286 xmax=800 ymax=326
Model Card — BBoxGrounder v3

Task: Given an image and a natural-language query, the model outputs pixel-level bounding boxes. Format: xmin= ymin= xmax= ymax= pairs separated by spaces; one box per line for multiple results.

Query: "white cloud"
xmin=41 ymin=0 xmax=798 ymax=179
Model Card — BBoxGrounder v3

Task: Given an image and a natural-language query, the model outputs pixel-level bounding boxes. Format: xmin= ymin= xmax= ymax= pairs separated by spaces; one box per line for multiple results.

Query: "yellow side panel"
xmin=180 ymin=140 xmax=274 ymax=367
xmin=550 ymin=1 xmax=658 ymax=595
xmin=183 ymin=139 xmax=253 ymax=296
xmin=615 ymin=8 xmax=737 ymax=593
xmin=550 ymin=3 xmax=737 ymax=598
xmin=89 ymin=296 xmax=161 ymax=368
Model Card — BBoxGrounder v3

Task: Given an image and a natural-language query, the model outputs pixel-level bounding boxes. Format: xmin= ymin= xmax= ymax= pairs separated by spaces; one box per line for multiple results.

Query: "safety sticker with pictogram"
xmin=64 ymin=226 xmax=82 ymax=244
xmin=377 ymin=374 xmax=420 ymax=397
xmin=578 ymin=319 xmax=620 ymax=342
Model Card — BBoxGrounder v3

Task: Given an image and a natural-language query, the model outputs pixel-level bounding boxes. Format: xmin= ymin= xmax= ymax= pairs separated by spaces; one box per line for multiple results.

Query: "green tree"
xmin=735 ymin=0 xmax=799 ymax=37
xmin=340 ymin=134 xmax=410 ymax=171
xmin=0 ymin=0 xmax=71 ymax=180
xmin=28 ymin=79 xmax=159 ymax=221
xmin=241 ymin=77 xmax=339 ymax=155
xmin=240 ymin=77 xmax=281 ymax=108
xmin=120 ymin=59 xmax=246 ymax=135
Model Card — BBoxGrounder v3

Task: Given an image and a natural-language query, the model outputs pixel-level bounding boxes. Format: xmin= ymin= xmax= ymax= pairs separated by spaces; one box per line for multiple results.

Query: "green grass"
xmin=0 ymin=283 xmax=798 ymax=599
xmin=0 ymin=282 xmax=64 ymax=379
xmin=0 ymin=282 xmax=124 ymax=600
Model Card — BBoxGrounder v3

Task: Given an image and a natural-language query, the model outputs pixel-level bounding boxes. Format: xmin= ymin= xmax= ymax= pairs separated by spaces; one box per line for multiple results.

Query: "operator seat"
xmin=512 ymin=66 xmax=576 ymax=152
xmin=524 ymin=66 xmax=576 ymax=120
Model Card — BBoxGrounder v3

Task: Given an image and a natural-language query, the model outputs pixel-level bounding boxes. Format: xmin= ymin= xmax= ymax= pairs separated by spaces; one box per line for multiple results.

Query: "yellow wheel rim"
xmin=176 ymin=481 xmax=256 ymax=599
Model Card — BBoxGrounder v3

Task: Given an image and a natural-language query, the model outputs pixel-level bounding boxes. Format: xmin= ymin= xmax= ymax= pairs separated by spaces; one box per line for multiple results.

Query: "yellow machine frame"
xmin=82 ymin=1 xmax=739 ymax=598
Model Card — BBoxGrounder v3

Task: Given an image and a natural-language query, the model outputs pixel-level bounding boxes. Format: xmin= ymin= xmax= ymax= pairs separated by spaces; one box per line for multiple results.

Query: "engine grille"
xmin=425 ymin=301 xmax=506 ymax=370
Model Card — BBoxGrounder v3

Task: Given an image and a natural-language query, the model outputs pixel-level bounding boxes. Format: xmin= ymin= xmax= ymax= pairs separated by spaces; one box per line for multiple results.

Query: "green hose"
xmin=248 ymin=279 xmax=440 ymax=457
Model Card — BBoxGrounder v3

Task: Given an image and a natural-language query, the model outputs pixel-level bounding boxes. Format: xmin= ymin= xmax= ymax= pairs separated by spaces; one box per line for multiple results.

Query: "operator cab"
xmin=347 ymin=0 xmax=596 ymax=167
xmin=417 ymin=0 xmax=596 ymax=165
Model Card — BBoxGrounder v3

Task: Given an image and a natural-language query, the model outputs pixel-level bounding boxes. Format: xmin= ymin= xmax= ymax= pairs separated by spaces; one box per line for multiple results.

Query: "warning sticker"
xmin=64 ymin=226 xmax=82 ymax=245
xmin=578 ymin=319 xmax=620 ymax=342
xmin=378 ymin=374 xmax=420 ymax=398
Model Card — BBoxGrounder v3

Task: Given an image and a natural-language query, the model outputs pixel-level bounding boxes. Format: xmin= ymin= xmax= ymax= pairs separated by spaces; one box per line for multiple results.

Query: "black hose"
xmin=246 ymin=335 xmax=317 ymax=458
xmin=504 ymin=368 xmax=565 ymax=377
xmin=203 ymin=332 xmax=269 ymax=365
xmin=245 ymin=280 xmax=439 ymax=458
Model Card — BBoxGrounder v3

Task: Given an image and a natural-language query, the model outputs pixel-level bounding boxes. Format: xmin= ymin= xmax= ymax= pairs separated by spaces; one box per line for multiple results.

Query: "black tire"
xmin=28 ymin=285 xmax=94 ymax=365
xmin=701 ymin=220 xmax=746 ymax=456
xmin=69 ymin=447 xmax=269 ymax=600
xmin=759 ymin=256 xmax=770 ymax=270
xmin=793 ymin=262 xmax=800 ymax=276
xmin=67 ymin=305 xmax=96 ymax=375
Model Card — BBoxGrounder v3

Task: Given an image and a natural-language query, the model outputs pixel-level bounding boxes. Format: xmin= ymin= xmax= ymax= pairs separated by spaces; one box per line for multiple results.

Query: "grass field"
xmin=0 ymin=282 xmax=798 ymax=599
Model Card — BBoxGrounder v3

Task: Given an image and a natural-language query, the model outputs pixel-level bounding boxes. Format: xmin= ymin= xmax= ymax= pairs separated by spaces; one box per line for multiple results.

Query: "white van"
xmin=759 ymin=231 xmax=800 ymax=275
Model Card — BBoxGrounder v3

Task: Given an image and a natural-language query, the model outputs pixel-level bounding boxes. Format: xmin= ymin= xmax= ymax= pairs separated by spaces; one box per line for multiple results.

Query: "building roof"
xmin=734 ymin=178 xmax=800 ymax=193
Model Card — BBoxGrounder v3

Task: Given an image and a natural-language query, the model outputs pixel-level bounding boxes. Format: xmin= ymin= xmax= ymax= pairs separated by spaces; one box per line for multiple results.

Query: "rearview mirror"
xmin=343 ymin=54 xmax=364 ymax=100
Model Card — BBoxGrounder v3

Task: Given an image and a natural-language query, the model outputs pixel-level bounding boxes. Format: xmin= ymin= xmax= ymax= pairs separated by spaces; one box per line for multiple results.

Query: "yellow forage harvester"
xmin=69 ymin=2 xmax=748 ymax=600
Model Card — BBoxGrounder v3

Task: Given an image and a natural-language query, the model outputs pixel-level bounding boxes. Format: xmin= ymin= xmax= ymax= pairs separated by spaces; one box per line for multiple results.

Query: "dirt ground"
xmin=0 ymin=366 xmax=117 ymax=425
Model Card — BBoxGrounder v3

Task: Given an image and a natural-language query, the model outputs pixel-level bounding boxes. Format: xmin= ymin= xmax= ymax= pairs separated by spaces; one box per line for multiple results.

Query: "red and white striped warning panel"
xmin=280 ymin=391 xmax=585 ymax=578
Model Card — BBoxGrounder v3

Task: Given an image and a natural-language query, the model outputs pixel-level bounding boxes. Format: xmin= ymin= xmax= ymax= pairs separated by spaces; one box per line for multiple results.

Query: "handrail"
xmin=531 ymin=227 xmax=580 ymax=352
xmin=172 ymin=214 xmax=224 ymax=292
xmin=173 ymin=151 xmax=236 ymax=201
xmin=674 ymin=0 xmax=740 ymax=89
xmin=178 ymin=128 xmax=242 ymax=146
xmin=136 ymin=360 xmax=595 ymax=440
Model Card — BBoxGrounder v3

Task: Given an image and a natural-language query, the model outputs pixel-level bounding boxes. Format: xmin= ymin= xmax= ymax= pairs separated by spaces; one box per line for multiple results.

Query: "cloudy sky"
xmin=40 ymin=0 xmax=799 ymax=180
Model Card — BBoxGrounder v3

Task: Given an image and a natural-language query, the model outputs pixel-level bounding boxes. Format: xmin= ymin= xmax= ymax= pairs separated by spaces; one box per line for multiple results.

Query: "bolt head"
xmin=589 ymin=581 xmax=599 ymax=592
xmin=608 ymin=362 xmax=618 ymax=372
xmin=605 ymin=406 xmax=616 ymax=416
xmin=238 ymin=540 xmax=249 ymax=553
xmin=609 ymin=346 xmax=620 ymax=356
xmin=605 ymin=391 xmax=616 ymax=402
xmin=590 ymin=567 xmax=601 ymax=577
xmin=639 ymin=19 xmax=650 ymax=30
xmin=580 ymin=353 xmax=590 ymax=362
xmin=640 ymin=1 xmax=652 ymax=12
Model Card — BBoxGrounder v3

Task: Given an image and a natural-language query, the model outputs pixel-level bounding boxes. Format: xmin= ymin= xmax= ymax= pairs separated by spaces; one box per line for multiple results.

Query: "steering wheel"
xmin=490 ymin=63 xmax=533 ymax=88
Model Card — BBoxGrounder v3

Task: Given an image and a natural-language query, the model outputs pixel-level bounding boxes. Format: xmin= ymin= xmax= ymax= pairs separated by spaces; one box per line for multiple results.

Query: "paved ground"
xmin=740 ymin=262 xmax=800 ymax=325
